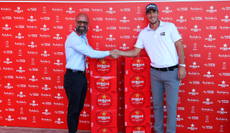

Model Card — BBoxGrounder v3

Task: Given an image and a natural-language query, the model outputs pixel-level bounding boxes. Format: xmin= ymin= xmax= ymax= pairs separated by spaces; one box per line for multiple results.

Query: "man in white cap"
xmin=116 ymin=3 xmax=186 ymax=133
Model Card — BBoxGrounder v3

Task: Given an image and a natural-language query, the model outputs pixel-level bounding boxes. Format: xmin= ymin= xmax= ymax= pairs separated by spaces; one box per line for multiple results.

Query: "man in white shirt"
xmin=64 ymin=13 xmax=117 ymax=133
xmin=117 ymin=3 xmax=186 ymax=133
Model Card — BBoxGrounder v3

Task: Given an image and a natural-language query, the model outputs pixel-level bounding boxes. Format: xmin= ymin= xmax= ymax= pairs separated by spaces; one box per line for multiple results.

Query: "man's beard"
xmin=150 ymin=18 xmax=158 ymax=25
xmin=76 ymin=26 xmax=88 ymax=35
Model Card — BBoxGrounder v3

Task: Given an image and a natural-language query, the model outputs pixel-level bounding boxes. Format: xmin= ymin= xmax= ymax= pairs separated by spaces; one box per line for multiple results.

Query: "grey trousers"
xmin=150 ymin=68 xmax=180 ymax=133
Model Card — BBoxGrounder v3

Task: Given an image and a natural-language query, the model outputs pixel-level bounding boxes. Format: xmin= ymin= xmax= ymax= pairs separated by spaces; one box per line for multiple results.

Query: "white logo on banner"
xmin=187 ymin=124 xmax=198 ymax=131
xmin=189 ymin=62 xmax=200 ymax=69
xmin=106 ymin=26 xmax=116 ymax=30
xmin=133 ymin=25 xmax=141 ymax=32
xmin=120 ymin=8 xmax=130 ymax=12
xmin=221 ymin=15 xmax=230 ymax=22
xmin=14 ymin=6 xmax=23 ymax=13
xmin=206 ymin=6 xmax=217 ymax=13
xmin=161 ymin=17 xmax=173 ymax=21
xmin=93 ymin=17 xmax=103 ymax=21
xmin=42 ymin=84 xmax=51 ymax=91
xmin=203 ymin=71 xmax=214 ymax=78
xmin=206 ymin=26 xmax=217 ymax=30
xmin=220 ymin=44 xmax=230 ymax=51
xmin=41 ymin=50 xmax=50 ymax=57
xmin=15 ymin=32 xmax=24 ymax=39
xmin=3 ymin=58 xmax=12 ymax=64
xmin=105 ymin=17 xmax=116 ymax=22
xmin=106 ymin=34 xmax=116 ymax=41
xmin=205 ymin=34 xmax=216 ymax=41
xmin=30 ymin=100 xmax=38 ymax=106
xmin=54 ymin=93 xmax=64 ymax=100
xmin=120 ymin=16 xmax=130 ymax=23
xmin=217 ymin=108 xmax=228 ymax=114
xmin=42 ymin=109 xmax=51 ymax=115
xmin=29 ymin=75 xmax=38 ymax=82
xmin=28 ymin=41 xmax=37 ymax=48
xmin=66 ymin=7 xmax=75 ymax=14
xmin=79 ymin=8 xmax=89 ymax=12
xmin=176 ymin=114 xmax=184 ymax=121
xmin=190 ymin=7 xmax=203 ymax=11
xmin=177 ymin=7 xmax=188 ymax=11
xmin=40 ymin=24 xmax=49 ymax=31
xmin=176 ymin=16 xmax=187 ymax=23
xmin=203 ymin=98 xmax=213 ymax=105
xmin=188 ymin=89 xmax=199 ymax=96
xmin=2 ymin=24 xmax=11 ymax=30
xmin=17 ymin=92 xmax=26 ymax=98
xmin=106 ymin=7 xmax=116 ymax=14
xmin=119 ymin=43 xmax=129 ymax=50
xmin=55 ymin=118 xmax=64 ymax=124
xmin=2 ymin=16 xmax=12 ymax=20
xmin=92 ymin=8 xmax=103 ymax=12
xmin=191 ymin=25 xmax=201 ymax=32
xmin=1 ymin=7 xmax=11 ymax=11
xmin=5 ymin=115 xmax=14 ymax=122
xmin=16 ymin=67 xmax=25 ymax=73
xmin=92 ymin=25 xmax=102 ymax=32
xmin=162 ymin=6 xmax=172 ymax=13
xmin=218 ymin=81 xmax=229 ymax=88
xmin=27 ymin=15 xmax=36 ymax=22
xmin=205 ymin=16 xmax=217 ymax=21
xmin=27 ymin=7 xmax=37 ymax=12
xmin=217 ymin=91 xmax=229 ymax=95
xmin=4 ymin=83 xmax=13 ymax=89
xmin=52 ymin=8 xmax=63 ymax=12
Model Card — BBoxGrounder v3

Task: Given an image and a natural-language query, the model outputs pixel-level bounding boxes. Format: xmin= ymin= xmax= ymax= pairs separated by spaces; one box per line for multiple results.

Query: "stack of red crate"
xmin=89 ymin=58 xmax=118 ymax=133
xmin=123 ymin=57 xmax=152 ymax=133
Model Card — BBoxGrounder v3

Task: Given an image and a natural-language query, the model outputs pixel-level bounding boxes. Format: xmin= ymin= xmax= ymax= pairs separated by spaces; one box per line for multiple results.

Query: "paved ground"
xmin=0 ymin=126 xmax=90 ymax=133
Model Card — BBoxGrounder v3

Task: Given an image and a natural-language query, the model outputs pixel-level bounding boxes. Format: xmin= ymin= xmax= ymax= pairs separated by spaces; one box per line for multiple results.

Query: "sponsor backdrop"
xmin=0 ymin=0 xmax=230 ymax=132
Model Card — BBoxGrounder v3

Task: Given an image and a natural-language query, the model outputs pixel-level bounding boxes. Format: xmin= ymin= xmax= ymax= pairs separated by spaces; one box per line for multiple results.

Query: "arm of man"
xmin=118 ymin=47 xmax=142 ymax=57
xmin=175 ymin=39 xmax=186 ymax=80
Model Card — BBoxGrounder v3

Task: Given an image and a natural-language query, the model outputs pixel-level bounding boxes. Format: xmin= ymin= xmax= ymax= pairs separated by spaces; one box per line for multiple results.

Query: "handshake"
xmin=109 ymin=49 xmax=120 ymax=59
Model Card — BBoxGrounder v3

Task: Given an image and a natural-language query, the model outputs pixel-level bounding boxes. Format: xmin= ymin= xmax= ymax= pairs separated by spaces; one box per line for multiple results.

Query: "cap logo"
xmin=147 ymin=5 xmax=156 ymax=8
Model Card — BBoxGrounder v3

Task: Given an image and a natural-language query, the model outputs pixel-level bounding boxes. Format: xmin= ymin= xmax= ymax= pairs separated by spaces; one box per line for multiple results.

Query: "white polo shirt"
xmin=134 ymin=20 xmax=182 ymax=68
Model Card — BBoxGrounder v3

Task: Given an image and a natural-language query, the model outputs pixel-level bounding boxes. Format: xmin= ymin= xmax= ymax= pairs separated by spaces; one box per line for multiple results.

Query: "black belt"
xmin=67 ymin=69 xmax=85 ymax=74
xmin=151 ymin=64 xmax=178 ymax=71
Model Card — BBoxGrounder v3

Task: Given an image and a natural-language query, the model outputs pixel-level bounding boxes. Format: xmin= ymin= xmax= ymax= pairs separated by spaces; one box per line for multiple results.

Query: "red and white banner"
xmin=0 ymin=0 xmax=230 ymax=132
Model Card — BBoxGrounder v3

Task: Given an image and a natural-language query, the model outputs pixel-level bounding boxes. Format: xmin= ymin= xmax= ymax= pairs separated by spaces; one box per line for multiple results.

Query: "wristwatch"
xmin=179 ymin=64 xmax=186 ymax=67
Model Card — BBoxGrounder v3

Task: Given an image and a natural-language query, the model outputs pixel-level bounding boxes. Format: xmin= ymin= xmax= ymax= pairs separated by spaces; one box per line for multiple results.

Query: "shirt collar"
xmin=147 ymin=20 xmax=164 ymax=31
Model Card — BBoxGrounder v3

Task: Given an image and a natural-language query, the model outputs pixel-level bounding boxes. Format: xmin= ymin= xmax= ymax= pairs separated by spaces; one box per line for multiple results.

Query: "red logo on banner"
xmin=129 ymin=109 xmax=145 ymax=125
xmin=96 ymin=127 xmax=113 ymax=133
xmin=95 ymin=77 xmax=111 ymax=92
xmin=96 ymin=93 xmax=113 ymax=109
xmin=130 ymin=75 xmax=146 ymax=90
xmin=130 ymin=58 xmax=146 ymax=73
xmin=131 ymin=126 xmax=147 ymax=133
xmin=96 ymin=111 xmax=112 ymax=126
xmin=95 ymin=59 xmax=111 ymax=75
xmin=130 ymin=92 xmax=145 ymax=107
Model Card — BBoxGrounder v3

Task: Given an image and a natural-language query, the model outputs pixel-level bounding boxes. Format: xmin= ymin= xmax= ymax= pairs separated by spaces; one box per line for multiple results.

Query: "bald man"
xmin=64 ymin=13 xmax=117 ymax=133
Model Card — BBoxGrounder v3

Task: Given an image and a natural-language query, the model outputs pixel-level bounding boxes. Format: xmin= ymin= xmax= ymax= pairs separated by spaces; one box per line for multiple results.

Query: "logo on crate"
xmin=129 ymin=109 xmax=145 ymax=124
xmin=96 ymin=127 xmax=113 ymax=133
xmin=130 ymin=92 xmax=145 ymax=107
xmin=96 ymin=111 xmax=112 ymax=126
xmin=131 ymin=126 xmax=147 ymax=132
xmin=95 ymin=59 xmax=111 ymax=74
xmin=95 ymin=77 xmax=111 ymax=92
xmin=130 ymin=58 xmax=146 ymax=73
xmin=130 ymin=75 xmax=146 ymax=90
xmin=96 ymin=93 xmax=113 ymax=109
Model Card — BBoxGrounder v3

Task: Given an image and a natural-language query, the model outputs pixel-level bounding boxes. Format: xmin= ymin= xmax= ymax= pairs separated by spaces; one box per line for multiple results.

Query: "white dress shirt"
xmin=65 ymin=31 xmax=110 ymax=71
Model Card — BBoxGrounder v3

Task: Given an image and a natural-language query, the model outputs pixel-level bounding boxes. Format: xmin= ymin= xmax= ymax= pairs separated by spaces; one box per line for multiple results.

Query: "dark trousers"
xmin=64 ymin=69 xmax=88 ymax=133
